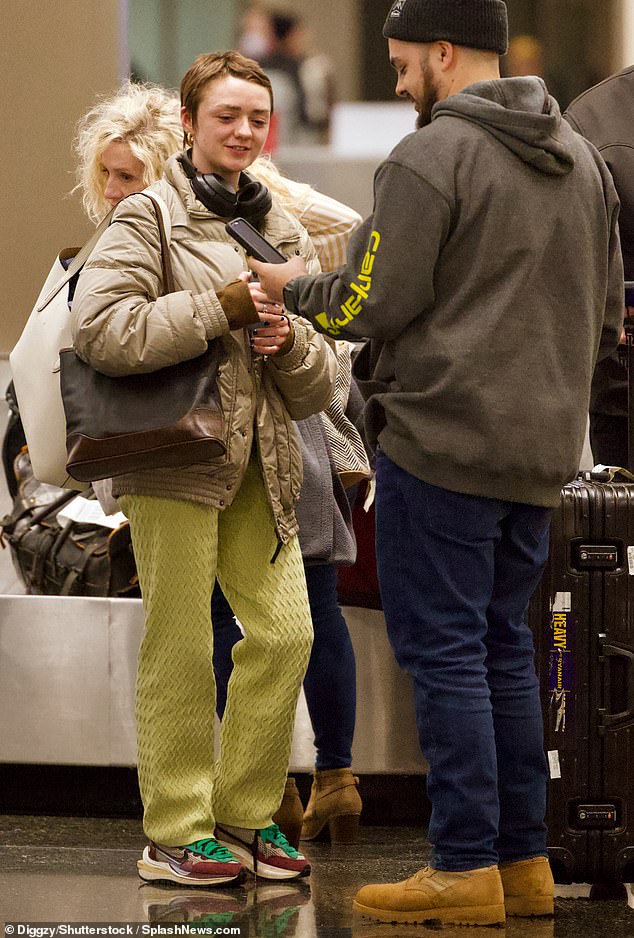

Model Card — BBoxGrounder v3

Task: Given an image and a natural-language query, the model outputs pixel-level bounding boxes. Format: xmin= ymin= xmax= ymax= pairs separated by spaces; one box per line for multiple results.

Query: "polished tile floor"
xmin=1 ymin=815 xmax=633 ymax=937
xmin=0 ymin=362 xmax=629 ymax=935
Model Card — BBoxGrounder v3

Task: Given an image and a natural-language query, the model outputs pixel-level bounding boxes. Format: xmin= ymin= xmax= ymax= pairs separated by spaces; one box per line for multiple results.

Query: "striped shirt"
xmin=278 ymin=177 xmax=363 ymax=273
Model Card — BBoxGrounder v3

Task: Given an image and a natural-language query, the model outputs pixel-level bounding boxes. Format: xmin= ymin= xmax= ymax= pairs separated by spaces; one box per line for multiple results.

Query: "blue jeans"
xmin=375 ymin=451 xmax=550 ymax=871
xmin=212 ymin=563 xmax=356 ymax=770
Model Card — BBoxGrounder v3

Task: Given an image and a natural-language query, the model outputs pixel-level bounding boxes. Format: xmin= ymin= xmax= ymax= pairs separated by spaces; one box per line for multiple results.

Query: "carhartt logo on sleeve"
xmin=389 ymin=0 xmax=408 ymax=17
xmin=315 ymin=230 xmax=381 ymax=337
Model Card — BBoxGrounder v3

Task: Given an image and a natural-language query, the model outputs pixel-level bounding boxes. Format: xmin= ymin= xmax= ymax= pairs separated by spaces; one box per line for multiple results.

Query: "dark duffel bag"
xmin=0 ymin=447 xmax=140 ymax=597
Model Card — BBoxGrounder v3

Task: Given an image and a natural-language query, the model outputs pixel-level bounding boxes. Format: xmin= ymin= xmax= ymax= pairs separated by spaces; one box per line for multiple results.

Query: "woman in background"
xmin=211 ymin=157 xmax=367 ymax=847
xmin=74 ymin=80 xmax=183 ymax=222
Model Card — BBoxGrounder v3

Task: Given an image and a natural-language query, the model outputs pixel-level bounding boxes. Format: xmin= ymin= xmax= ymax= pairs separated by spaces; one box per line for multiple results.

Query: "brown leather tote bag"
xmin=60 ymin=193 xmax=226 ymax=482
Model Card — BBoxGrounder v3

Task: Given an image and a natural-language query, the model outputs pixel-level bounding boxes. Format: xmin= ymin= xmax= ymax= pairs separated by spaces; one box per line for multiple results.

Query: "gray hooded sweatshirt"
xmin=285 ymin=78 xmax=623 ymax=507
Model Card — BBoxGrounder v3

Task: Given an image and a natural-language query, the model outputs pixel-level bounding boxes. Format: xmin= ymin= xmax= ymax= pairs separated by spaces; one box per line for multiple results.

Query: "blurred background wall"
xmin=1 ymin=0 xmax=128 ymax=355
xmin=128 ymin=0 xmax=362 ymax=101
xmin=2 ymin=0 xmax=633 ymax=355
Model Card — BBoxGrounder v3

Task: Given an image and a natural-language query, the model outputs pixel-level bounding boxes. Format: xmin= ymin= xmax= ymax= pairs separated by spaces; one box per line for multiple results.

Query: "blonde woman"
xmin=74 ymin=80 xmax=183 ymax=222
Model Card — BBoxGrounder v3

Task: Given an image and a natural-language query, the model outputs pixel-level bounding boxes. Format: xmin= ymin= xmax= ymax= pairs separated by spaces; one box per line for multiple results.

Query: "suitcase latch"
xmin=575 ymin=803 xmax=618 ymax=830
xmin=575 ymin=544 xmax=619 ymax=569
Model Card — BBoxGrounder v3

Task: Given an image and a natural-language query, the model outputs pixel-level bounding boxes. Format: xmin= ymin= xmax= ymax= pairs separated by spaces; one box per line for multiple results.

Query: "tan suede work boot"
xmin=499 ymin=856 xmax=554 ymax=917
xmin=301 ymin=768 xmax=362 ymax=843
xmin=352 ymin=865 xmax=505 ymax=926
xmin=272 ymin=777 xmax=304 ymax=850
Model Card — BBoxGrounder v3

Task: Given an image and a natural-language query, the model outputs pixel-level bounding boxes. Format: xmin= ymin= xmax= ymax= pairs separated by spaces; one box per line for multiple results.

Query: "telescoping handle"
xmin=624 ymin=282 xmax=634 ymax=472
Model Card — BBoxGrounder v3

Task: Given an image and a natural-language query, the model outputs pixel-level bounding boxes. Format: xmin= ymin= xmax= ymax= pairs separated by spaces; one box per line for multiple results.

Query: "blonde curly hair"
xmin=74 ymin=81 xmax=183 ymax=223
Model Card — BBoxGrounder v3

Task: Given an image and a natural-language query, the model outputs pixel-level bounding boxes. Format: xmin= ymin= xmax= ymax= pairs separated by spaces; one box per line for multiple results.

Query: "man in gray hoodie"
xmin=250 ymin=0 xmax=624 ymax=925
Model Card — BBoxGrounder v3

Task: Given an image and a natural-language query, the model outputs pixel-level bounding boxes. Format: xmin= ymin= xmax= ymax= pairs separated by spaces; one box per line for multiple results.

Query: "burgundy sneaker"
xmin=216 ymin=823 xmax=311 ymax=880
xmin=137 ymin=837 xmax=246 ymax=887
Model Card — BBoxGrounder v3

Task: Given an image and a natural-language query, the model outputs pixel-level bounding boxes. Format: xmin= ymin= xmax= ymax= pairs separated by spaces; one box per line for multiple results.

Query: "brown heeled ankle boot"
xmin=301 ymin=768 xmax=362 ymax=843
xmin=272 ymin=776 xmax=304 ymax=849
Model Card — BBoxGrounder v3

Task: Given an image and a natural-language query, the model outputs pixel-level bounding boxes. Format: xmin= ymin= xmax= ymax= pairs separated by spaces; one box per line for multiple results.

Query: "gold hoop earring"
xmin=186 ymin=132 xmax=194 ymax=146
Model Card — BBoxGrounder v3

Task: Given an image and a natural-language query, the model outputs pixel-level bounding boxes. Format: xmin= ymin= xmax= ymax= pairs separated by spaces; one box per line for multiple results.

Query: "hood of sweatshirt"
xmin=432 ymin=77 xmax=575 ymax=176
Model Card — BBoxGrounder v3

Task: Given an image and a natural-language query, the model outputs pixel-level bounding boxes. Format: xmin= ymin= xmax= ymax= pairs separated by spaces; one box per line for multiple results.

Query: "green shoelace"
xmin=185 ymin=837 xmax=238 ymax=862
xmin=260 ymin=824 xmax=301 ymax=858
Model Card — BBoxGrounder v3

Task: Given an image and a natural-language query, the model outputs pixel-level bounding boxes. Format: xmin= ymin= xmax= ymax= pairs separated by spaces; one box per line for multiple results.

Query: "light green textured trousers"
xmin=119 ymin=459 xmax=312 ymax=846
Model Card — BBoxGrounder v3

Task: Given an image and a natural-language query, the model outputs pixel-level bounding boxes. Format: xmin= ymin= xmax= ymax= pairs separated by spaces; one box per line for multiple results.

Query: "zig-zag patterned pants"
xmin=120 ymin=459 xmax=312 ymax=846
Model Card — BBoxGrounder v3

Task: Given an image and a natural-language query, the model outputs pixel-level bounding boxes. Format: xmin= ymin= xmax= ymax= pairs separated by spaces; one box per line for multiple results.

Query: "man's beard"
xmin=415 ymin=57 xmax=439 ymax=129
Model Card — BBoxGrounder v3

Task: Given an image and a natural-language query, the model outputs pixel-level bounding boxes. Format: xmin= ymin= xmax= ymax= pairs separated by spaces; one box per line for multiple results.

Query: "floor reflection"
xmin=142 ymin=880 xmax=312 ymax=935
xmin=1 ymin=816 xmax=632 ymax=937
xmin=350 ymin=922 xmax=553 ymax=938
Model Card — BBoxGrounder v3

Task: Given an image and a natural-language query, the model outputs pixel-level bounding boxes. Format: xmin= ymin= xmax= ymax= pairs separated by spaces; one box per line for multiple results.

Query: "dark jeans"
xmin=212 ymin=563 xmax=356 ymax=770
xmin=375 ymin=451 xmax=550 ymax=871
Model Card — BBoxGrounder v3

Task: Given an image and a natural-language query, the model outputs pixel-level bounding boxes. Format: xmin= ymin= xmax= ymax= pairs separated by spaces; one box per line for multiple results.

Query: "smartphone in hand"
xmin=226 ymin=217 xmax=287 ymax=264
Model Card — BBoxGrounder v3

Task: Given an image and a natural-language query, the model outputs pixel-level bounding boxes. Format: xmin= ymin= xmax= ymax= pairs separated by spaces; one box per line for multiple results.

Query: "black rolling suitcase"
xmin=529 ymin=479 xmax=634 ymax=885
xmin=528 ymin=300 xmax=634 ymax=886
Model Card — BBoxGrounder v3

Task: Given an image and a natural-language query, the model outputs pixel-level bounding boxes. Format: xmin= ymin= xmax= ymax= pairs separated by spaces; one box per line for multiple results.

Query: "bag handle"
xmin=136 ymin=191 xmax=175 ymax=296
xmin=37 ymin=189 xmax=175 ymax=313
xmin=26 ymin=490 xmax=78 ymax=527
xmin=36 ymin=209 xmax=115 ymax=312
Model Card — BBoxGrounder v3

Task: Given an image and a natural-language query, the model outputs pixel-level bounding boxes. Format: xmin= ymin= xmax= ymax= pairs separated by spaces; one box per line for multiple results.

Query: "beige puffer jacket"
xmin=71 ymin=154 xmax=337 ymax=544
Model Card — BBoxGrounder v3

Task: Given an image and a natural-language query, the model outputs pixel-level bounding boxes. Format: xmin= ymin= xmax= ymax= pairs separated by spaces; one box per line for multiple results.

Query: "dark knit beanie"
xmin=383 ymin=0 xmax=508 ymax=55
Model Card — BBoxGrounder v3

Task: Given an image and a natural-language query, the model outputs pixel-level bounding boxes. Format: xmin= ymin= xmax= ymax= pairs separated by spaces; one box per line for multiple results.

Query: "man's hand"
xmin=249 ymin=255 xmax=308 ymax=303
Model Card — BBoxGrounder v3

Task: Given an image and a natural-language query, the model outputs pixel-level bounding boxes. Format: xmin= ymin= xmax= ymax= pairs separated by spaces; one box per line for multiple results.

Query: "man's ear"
xmin=437 ymin=41 xmax=455 ymax=71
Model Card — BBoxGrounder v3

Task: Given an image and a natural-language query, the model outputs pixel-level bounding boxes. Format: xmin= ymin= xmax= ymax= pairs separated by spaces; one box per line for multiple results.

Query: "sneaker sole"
xmin=216 ymin=839 xmax=311 ymax=881
xmin=352 ymin=899 xmax=506 ymax=926
xmin=137 ymin=847 xmax=246 ymax=887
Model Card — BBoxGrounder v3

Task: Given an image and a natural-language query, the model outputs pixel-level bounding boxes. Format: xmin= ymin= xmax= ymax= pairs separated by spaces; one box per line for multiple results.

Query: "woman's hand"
xmin=251 ymin=309 xmax=292 ymax=356
xmin=243 ymin=275 xmax=292 ymax=355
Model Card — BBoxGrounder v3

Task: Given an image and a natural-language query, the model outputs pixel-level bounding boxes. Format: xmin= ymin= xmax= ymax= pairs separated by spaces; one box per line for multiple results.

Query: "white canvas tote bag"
xmin=9 ymin=192 xmax=170 ymax=489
